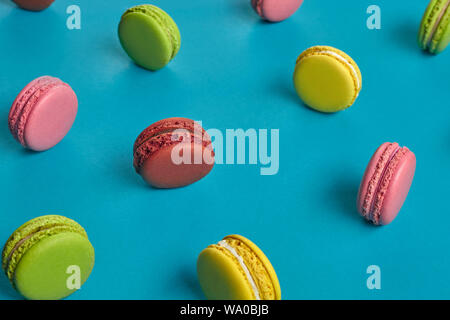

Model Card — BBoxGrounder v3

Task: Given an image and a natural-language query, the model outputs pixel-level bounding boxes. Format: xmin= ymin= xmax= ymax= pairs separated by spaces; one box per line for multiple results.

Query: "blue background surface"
xmin=0 ymin=0 xmax=449 ymax=300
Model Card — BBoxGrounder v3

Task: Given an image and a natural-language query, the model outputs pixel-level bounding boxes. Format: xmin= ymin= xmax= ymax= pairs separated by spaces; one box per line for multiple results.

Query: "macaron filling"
xmin=8 ymin=77 xmax=53 ymax=138
xmin=427 ymin=0 xmax=450 ymax=49
xmin=370 ymin=147 xmax=408 ymax=224
xmin=133 ymin=129 xmax=211 ymax=171
xmin=361 ymin=144 xmax=397 ymax=221
xmin=16 ymin=81 xmax=67 ymax=147
xmin=361 ymin=143 xmax=411 ymax=225
xmin=218 ymin=240 xmax=261 ymax=300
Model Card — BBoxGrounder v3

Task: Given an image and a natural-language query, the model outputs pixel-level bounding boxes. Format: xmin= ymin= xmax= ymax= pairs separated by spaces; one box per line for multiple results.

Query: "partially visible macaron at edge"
xmin=293 ymin=45 xmax=362 ymax=113
xmin=8 ymin=75 xmax=78 ymax=151
xmin=12 ymin=0 xmax=55 ymax=11
xmin=418 ymin=0 xmax=450 ymax=54
xmin=2 ymin=215 xmax=95 ymax=300
xmin=357 ymin=142 xmax=416 ymax=226
xmin=251 ymin=0 xmax=304 ymax=22
xmin=133 ymin=117 xmax=214 ymax=188
xmin=197 ymin=234 xmax=281 ymax=300
xmin=118 ymin=4 xmax=181 ymax=70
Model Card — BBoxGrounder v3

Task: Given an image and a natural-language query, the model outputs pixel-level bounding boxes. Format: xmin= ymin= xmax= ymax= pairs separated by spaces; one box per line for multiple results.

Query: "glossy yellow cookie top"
xmin=293 ymin=45 xmax=362 ymax=113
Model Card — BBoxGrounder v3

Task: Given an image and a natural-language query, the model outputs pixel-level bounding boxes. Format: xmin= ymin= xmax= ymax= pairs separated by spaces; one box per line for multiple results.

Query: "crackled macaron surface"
xmin=2 ymin=215 xmax=95 ymax=300
xmin=251 ymin=0 xmax=303 ymax=22
xmin=133 ymin=117 xmax=214 ymax=188
xmin=418 ymin=0 xmax=450 ymax=54
xmin=118 ymin=4 xmax=181 ymax=70
xmin=357 ymin=143 xmax=416 ymax=226
xmin=12 ymin=0 xmax=54 ymax=11
xmin=197 ymin=235 xmax=281 ymax=300
xmin=8 ymin=76 xmax=78 ymax=151
xmin=293 ymin=46 xmax=362 ymax=113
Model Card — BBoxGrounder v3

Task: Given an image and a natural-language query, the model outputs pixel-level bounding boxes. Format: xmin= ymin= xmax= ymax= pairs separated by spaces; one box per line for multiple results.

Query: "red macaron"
xmin=133 ymin=117 xmax=215 ymax=188
xmin=357 ymin=142 xmax=416 ymax=225
xmin=12 ymin=0 xmax=55 ymax=11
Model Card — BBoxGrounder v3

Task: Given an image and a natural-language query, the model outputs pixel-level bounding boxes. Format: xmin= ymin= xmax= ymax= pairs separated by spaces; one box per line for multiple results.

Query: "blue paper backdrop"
xmin=0 ymin=0 xmax=449 ymax=299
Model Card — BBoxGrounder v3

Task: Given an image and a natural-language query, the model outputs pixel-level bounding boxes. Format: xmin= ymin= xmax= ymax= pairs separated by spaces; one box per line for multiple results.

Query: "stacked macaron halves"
xmin=293 ymin=46 xmax=362 ymax=113
xmin=2 ymin=215 xmax=95 ymax=300
xmin=133 ymin=117 xmax=214 ymax=188
xmin=8 ymin=76 xmax=78 ymax=151
xmin=197 ymin=235 xmax=281 ymax=300
xmin=357 ymin=142 xmax=416 ymax=226
xmin=418 ymin=0 xmax=450 ymax=54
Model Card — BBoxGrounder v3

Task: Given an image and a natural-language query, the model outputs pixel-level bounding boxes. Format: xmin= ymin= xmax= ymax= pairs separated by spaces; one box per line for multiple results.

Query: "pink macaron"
xmin=133 ymin=117 xmax=215 ymax=188
xmin=357 ymin=142 xmax=416 ymax=226
xmin=8 ymin=76 xmax=78 ymax=152
xmin=251 ymin=0 xmax=304 ymax=22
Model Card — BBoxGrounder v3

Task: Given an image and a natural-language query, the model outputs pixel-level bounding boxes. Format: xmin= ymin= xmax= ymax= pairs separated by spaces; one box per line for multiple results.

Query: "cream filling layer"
xmin=320 ymin=50 xmax=361 ymax=93
xmin=427 ymin=0 xmax=450 ymax=49
xmin=218 ymin=240 xmax=261 ymax=300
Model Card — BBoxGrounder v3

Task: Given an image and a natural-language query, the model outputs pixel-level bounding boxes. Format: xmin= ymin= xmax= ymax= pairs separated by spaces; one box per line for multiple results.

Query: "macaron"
xmin=118 ymin=4 xmax=181 ymax=71
xmin=2 ymin=215 xmax=95 ymax=300
xmin=293 ymin=46 xmax=362 ymax=113
xmin=197 ymin=235 xmax=281 ymax=300
xmin=133 ymin=117 xmax=214 ymax=188
xmin=251 ymin=0 xmax=303 ymax=22
xmin=357 ymin=142 xmax=416 ymax=226
xmin=8 ymin=76 xmax=78 ymax=151
xmin=418 ymin=0 xmax=450 ymax=54
xmin=12 ymin=0 xmax=54 ymax=11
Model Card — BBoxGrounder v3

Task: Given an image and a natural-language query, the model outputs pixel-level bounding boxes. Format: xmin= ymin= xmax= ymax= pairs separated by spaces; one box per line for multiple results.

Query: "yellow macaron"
xmin=197 ymin=234 xmax=281 ymax=300
xmin=293 ymin=45 xmax=362 ymax=113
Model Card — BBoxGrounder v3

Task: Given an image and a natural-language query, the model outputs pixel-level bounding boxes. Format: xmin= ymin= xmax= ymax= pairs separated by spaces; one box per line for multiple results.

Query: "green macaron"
xmin=2 ymin=215 xmax=95 ymax=300
xmin=418 ymin=0 xmax=450 ymax=54
xmin=118 ymin=4 xmax=181 ymax=70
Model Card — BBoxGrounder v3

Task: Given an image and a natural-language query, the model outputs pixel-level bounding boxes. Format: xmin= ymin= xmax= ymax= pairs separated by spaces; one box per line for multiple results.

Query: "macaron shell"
xmin=133 ymin=117 xmax=201 ymax=153
xmin=197 ymin=247 xmax=255 ymax=300
xmin=357 ymin=142 xmax=397 ymax=217
xmin=23 ymin=84 xmax=77 ymax=151
xmin=225 ymin=235 xmax=281 ymax=300
xmin=293 ymin=54 xmax=357 ymax=112
xmin=139 ymin=141 xmax=214 ymax=188
xmin=378 ymin=150 xmax=416 ymax=225
xmin=432 ymin=5 xmax=450 ymax=53
xmin=8 ymin=76 xmax=54 ymax=140
xmin=259 ymin=0 xmax=304 ymax=22
xmin=2 ymin=215 xmax=87 ymax=279
xmin=118 ymin=6 xmax=180 ymax=71
xmin=418 ymin=0 xmax=450 ymax=53
xmin=418 ymin=0 xmax=438 ymax=49
xmin=13 ymin=232 xmax=95 ymax=300
xmin=12 ymin=0 xmax=54 ymax=11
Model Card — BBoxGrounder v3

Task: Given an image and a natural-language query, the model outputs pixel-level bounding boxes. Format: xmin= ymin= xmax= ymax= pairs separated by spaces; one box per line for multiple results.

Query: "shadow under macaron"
xmin=0 ymin=271 xmax=22 ymax=300
xmin=327 ymin=170 xmax=375 ymax=228
xmin=176 ymin=266 xmax=204 ymax=299
xmin=392 ymin=19 xmax=434 ymax=57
